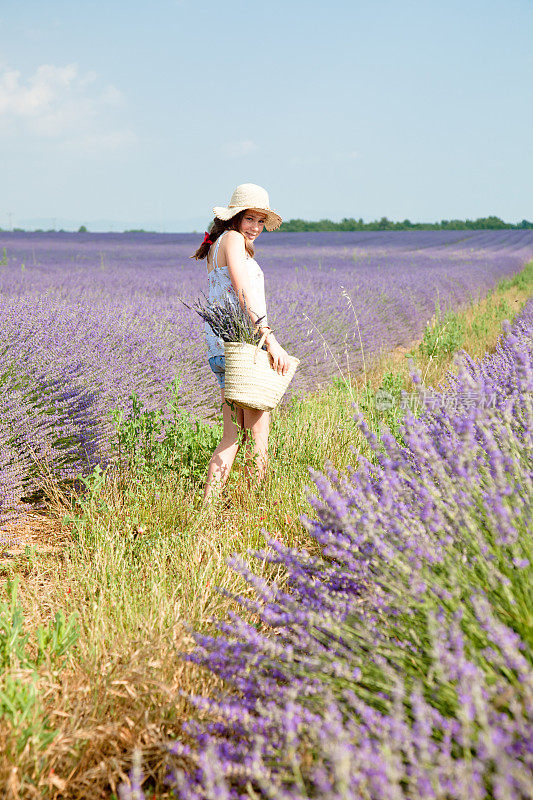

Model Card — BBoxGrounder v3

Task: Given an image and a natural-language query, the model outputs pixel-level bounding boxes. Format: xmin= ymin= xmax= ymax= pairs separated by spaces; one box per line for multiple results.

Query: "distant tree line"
xmin=278 ymin=216 xmax=533 ymax=232
xmin=2 ymin=216 xmax=532 ymax=234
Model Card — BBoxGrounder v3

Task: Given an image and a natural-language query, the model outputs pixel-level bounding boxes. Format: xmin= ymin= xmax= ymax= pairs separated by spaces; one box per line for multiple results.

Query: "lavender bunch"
xmin=180 ymin=292 xmax=266 ymax=346
xmin=139 ymin=298 xmax=533 ymax=799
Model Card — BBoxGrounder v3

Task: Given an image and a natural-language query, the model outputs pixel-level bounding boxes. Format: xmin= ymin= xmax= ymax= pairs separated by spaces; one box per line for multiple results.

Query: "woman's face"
xmin=237 ymin=210 xmax=267 ymax=242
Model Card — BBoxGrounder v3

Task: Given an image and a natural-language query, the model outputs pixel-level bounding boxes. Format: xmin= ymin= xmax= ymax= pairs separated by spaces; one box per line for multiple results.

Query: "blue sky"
xmin=1 ymin=0 xmax=532 ymax=231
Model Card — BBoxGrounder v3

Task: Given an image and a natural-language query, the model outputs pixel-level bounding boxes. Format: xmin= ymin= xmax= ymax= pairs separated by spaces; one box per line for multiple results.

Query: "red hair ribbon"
xmin=203 ymin=230 xmax=213 ymax=246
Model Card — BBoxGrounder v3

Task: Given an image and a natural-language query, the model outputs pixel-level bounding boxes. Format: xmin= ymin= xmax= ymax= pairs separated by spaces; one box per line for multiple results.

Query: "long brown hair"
xmin=190 ymin=210 xmax=255 ymax=261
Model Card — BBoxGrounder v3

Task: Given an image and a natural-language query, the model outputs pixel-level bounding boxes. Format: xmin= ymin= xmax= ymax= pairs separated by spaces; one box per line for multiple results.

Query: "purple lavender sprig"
xmin=180 ymin=292 xmax=266 ymax=345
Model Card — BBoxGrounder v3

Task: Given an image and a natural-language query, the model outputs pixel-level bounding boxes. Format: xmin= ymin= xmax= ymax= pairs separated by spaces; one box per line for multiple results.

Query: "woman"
xmin=191 ymin=183 xmax=291 ymax=505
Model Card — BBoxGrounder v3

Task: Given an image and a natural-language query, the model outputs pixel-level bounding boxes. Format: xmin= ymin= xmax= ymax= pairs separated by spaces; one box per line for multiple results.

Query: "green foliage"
xmin=0 ymin=578 xmax=31 ymax=671
xmin=0 ymin=674 xmax=58 ymax=756
xmin=0 ymin=577 xmax=78 ymax=671
xmin=77 ymin=225 xmax=88 ymax=233
xmin=0 ymin=577 xmax=78 ymax=760
xmin=110 ymin=376 xmax=221 ymax=486
xmin=0 ymin=247 xmax=7 ymax=265
xmin=356 ymin=370 xmax=412 ymax=444
xmin=418 ymin=299 xmax=464 ymax=359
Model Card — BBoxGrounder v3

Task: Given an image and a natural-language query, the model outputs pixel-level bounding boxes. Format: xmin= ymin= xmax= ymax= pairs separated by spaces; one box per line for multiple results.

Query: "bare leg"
xmin=202 ymin=389 xmax=245 ymax=504
xmin=242 ymin=407 xmax=270 ymax=492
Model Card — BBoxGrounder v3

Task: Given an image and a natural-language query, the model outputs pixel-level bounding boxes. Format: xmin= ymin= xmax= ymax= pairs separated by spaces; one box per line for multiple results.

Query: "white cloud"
xmin=221 ymin=139 xmax=259 ymax=158
xmin=0 ymin=63 xmax=135 ymax=154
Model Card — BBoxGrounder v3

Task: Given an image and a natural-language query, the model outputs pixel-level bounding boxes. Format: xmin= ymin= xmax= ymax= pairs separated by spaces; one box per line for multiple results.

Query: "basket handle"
xmin=253 ymin=329 xmax=270 ymax=364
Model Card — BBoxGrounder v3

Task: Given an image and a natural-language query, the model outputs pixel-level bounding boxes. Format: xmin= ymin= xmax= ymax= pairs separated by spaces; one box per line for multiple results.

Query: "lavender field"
xmin=1 ymin=229 xmax=533 ymax=517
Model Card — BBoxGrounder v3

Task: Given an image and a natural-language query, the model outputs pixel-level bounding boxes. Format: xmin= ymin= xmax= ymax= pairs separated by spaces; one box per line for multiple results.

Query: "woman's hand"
xmin=265 ymin=335 xmax=291 ymax=376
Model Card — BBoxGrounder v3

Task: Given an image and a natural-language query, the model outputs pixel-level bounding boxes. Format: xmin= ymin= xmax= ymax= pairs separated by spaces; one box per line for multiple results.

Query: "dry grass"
xmin=0 ymin=264 xmax=531 ymax=798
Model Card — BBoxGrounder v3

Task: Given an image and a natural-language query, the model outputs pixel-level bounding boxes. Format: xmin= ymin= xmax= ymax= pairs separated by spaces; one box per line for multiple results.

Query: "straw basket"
xmin=224 ymin=331 xmax=300 ymax=411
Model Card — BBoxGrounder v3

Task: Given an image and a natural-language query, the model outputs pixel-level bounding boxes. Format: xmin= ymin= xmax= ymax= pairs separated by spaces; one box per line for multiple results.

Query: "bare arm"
xmin=224 ymin=231 xmax=289 ymax=375
xmin=224 ymin=231 xmax=268 ymax=329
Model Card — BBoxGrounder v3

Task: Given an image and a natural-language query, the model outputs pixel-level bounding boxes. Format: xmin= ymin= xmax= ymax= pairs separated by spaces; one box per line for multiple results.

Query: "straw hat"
xmin=213 ymin=183 xmax=282 ymax=231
